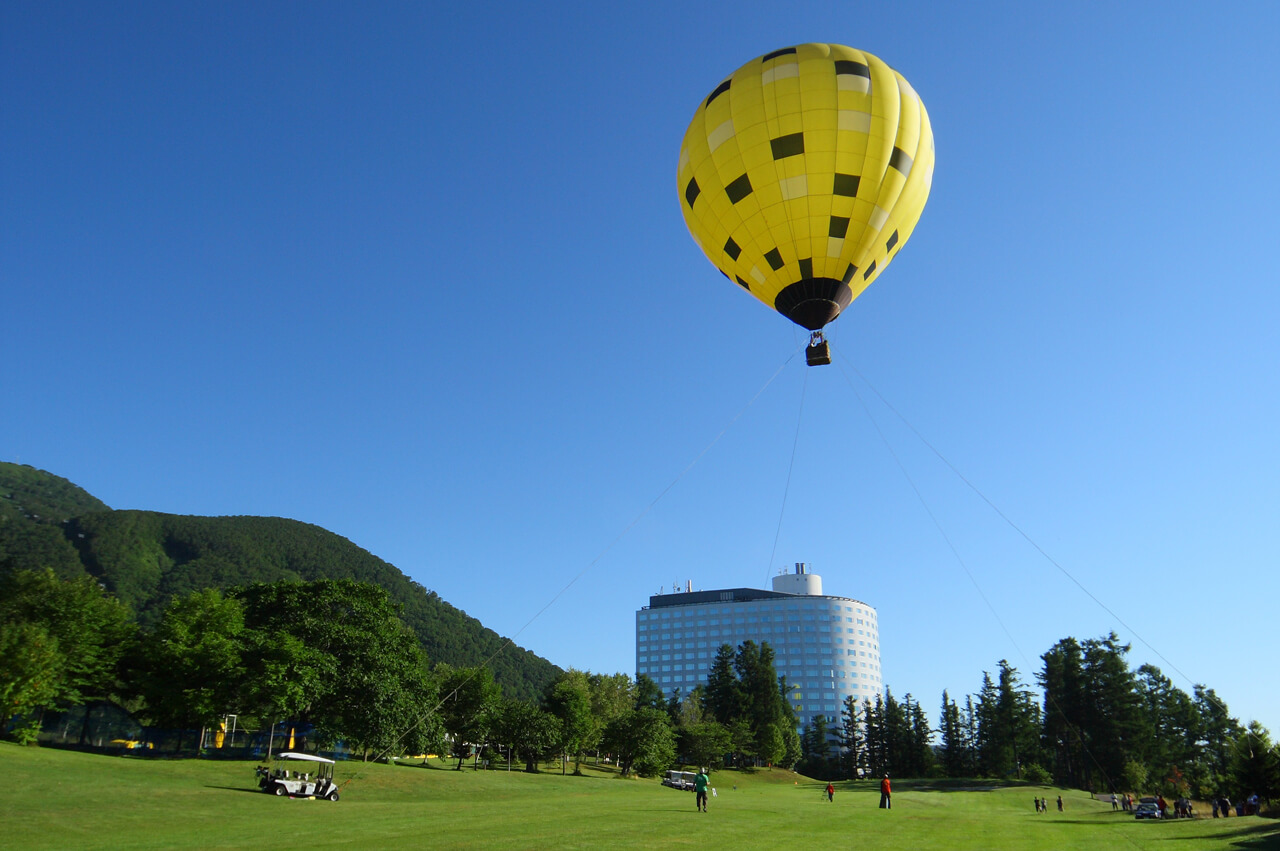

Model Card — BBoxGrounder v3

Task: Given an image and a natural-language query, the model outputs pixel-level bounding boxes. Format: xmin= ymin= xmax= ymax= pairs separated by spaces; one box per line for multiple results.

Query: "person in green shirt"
xmin=694 ymin=768 xmax=710 ymax=812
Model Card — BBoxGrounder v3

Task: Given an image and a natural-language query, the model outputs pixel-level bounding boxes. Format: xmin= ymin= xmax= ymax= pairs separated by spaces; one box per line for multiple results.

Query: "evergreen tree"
xmin=974 ymin=672 xmax=1001 ymax=777
xmin=883 ymin=689 xmax=910 ymax=776
xmin=634 ymin=673 xmax=666 ymax=711
xmin=799 ymin=714 xmax=834 ymax=777
xmin=997 ymin=661 xmax=1043 ymax=779
xmin=1080 ymin=633 xmax=1146 ymax=791
xmin=1226 ymin=722 xmax=1279 ymax=806
xmin=702 ymin=644 xmax=740 ymax=724
xmin=962 ymin=695 xmax=979 ymax=776
xmin=939 ymin=690 xmax=966 ymax=777
xmin=1134 ymin=664 xmax=1200 ymax=792
xmin=1196 ymin=685 xmax=1243 ymax=785
xmin=1040 ymin=637 xmax=1087 ymax=787
xmin=736 ymin=641 xmax=786 ymax=764
xmin=839 ymin=694 xmax=864 ymax=779
xmin=907 ymin=695 xmax=936 ymax=777
xmin=864 ymin=693 xmax=885 ymax=776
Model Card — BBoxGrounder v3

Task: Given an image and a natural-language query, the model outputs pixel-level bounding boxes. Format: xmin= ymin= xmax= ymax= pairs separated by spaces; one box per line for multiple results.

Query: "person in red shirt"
xmin=826 ymin=782 xmax=835 ymax=802
xmin=880 ymin=775 xmax=892 ymax=809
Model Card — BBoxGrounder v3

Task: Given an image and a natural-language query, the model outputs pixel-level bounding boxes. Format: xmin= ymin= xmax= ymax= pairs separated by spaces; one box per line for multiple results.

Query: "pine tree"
xmin=1040 ymin=637 xmax=1087 ymax=787
xmin=962 ymin=695 xmax=979 ymax=776
xmin=906 ymin=695 xmax=935 ymax=777
xmin=882 ymin=689 xmax=909 ymax=777
xmin=1080 ymin=633 xmax=1146 ymax=791
xmin=939 ymin=690 xmax=966 ymax=777
xmin=865 ymin=693 xmax=885 ymax=776
xmin=702 ymin=644 xmax=740 ymax=724
xmin=975 ymin=672 xmax=1001 ymax=777
xmin=839 ymin=694 xmax=864 ymax=779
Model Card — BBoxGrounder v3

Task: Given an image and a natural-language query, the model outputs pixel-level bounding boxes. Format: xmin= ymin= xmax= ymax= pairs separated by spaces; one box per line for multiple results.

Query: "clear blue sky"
xmin=4 ymin=1 xmax=1278 ymax=729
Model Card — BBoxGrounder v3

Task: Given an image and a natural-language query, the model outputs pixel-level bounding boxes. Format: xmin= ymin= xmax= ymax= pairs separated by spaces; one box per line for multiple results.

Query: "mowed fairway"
xmin=2 ymin=744 xmax=1277 ymax=850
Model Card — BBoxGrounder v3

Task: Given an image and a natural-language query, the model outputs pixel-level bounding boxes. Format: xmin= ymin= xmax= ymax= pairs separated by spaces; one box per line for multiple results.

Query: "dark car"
xmin=1134 ymin=796 xmax=1161 ymax=819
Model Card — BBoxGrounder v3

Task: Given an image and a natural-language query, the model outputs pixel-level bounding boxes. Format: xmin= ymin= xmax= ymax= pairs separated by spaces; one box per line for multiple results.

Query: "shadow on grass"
xmin=1160 ymin=819 xmax=1280 ymax=849
xmin=203 ymin=785 xmax=267 ymax=795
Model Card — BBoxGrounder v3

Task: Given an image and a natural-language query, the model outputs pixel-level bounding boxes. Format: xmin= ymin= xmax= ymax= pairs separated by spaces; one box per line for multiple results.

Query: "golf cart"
xmin=255 ymin=752 xmax=340 ymax=801
xmin=662 ymin=770 xmax=696 ymax=791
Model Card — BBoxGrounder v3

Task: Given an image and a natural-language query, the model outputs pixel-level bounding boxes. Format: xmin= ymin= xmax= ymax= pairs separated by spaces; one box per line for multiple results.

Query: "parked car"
xmin=1134 ymin=796 xmax=1161 ymax=819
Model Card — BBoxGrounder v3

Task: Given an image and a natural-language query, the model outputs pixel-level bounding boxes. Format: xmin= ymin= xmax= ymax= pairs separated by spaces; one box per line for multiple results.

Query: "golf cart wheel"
xmin=272 ymin=784 xmax=286 ymax=797
xmin=328 ymin=791 xmax=340 ymax=802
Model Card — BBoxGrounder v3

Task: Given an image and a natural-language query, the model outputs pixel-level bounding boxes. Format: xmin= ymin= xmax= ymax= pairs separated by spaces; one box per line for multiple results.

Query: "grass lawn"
xmin=2 ymin=743 xmax=1277 ymax=850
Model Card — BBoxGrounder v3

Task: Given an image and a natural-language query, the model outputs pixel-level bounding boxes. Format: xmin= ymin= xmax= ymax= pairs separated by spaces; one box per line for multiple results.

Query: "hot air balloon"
xmin=678 ymin=44 xmax=934 ymax=365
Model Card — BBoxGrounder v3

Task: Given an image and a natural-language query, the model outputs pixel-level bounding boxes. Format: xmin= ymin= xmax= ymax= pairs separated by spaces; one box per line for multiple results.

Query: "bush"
xmin=1121 ymin=760 xmax=1149 ymax=794
xmin=1023 ymin=763 xmax=1052 ymax=785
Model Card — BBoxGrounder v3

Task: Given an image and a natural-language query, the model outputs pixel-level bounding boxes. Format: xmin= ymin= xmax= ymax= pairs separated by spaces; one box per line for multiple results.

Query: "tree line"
xmin=792 ymin=631 xmax=1278 ymax=808
xmin=0 ymin=467 xmax=562 ymax=704
xmin=0 ymin=569 xmax=783 ymax=775
xmin=3 ymin=565 xmax=1276 ymax=804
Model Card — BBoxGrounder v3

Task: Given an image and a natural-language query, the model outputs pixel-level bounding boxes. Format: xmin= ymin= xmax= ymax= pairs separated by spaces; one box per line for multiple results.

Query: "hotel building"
xmin=635 ymin=564 xmax=882 ymax=728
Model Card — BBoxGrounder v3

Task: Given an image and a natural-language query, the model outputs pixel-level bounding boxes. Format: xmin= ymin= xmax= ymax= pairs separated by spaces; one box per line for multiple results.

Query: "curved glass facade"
xmin=635 ymin=574 xmax=881 ymax=729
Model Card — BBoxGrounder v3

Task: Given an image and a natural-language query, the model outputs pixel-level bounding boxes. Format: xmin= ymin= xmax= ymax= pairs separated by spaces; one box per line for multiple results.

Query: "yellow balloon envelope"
xmin=678 ymin=44 xmax=934 ymax=331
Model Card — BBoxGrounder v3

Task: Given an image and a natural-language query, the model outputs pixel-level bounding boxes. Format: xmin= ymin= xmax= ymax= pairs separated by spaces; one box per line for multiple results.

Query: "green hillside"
xmin=0 ymin=463 xmax=108 ymax=578
xmin=0 ymin=462 xmax=559 ymax=702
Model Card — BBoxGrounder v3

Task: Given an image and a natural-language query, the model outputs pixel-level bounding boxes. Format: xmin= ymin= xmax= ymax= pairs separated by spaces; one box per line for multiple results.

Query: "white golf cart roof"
xmin=275 ymin=752 xmax=335 ymax=764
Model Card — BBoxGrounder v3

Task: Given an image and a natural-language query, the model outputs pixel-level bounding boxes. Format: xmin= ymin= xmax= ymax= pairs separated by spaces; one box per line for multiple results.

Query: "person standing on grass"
xmin=694 ymin=768 xmax=710 ymax=813
xmin=1057 ymin=795 xmax=1063 ymax=812
xmin=880 ymin=774 xmax=892 ymax=809
xmin=826 ymin=782 xmax=835 ymax=802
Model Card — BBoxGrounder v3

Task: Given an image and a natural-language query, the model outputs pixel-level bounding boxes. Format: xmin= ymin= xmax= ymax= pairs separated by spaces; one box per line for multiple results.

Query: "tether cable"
xmin=342 ymin=346 xmax=803 ymax=780
xmin=842 ymin=347 xmax=1263 ymax=781
xmin=833 ymin=348 xmax=1148 ymax=849
xmin=838 ymin=356 xmax=1220 ymax=705
xmin=765 ymin=362 xmax=808 ymax=587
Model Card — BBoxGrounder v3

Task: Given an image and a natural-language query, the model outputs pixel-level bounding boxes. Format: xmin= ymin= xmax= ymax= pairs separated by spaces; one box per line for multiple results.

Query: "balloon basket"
xmin=805 ymin=335 xmax=831 ymax=366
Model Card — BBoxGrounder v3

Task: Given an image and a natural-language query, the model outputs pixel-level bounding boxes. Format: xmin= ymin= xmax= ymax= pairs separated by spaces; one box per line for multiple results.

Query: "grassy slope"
xmin=3 ymin=744 xmax=1277 ymax=851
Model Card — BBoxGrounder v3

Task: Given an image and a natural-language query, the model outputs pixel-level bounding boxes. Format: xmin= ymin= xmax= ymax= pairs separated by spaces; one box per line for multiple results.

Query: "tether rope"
xmin=764 ymin=363 xmax=808 ymax=587
xmin=832 ymin=347 xmax=1150 ymax=848
xmin=340 ymin=346 xmax=803 ymax=783
xmin=838 ymin=354 xmax=1227 ymax=706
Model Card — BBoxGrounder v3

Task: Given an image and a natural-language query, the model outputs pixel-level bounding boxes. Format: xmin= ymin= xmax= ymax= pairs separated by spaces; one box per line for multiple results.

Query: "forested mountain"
xmin=0 ymin=463 xmax=107 ymax=578
xmin=0 ymin=462 xmax=559 ymax=702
